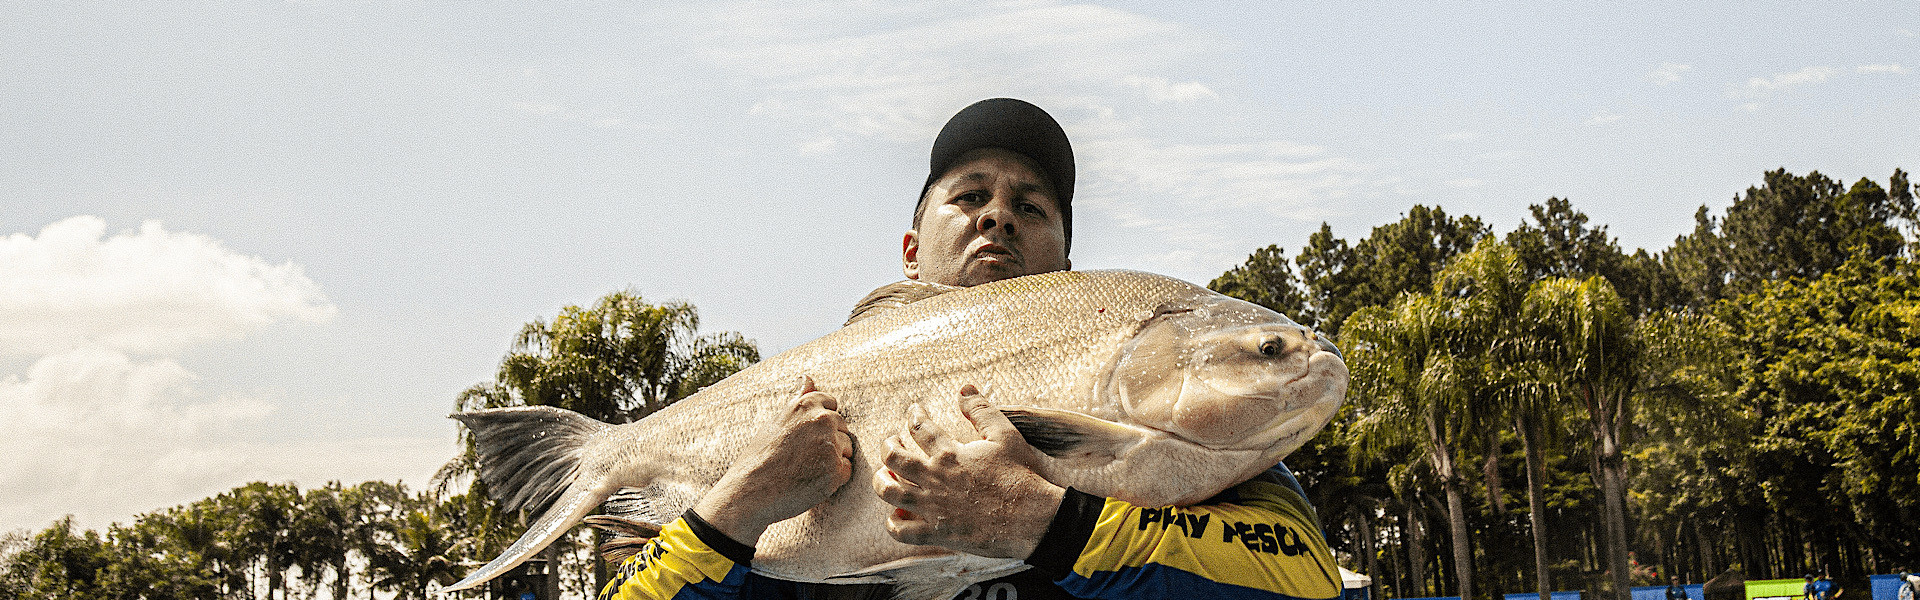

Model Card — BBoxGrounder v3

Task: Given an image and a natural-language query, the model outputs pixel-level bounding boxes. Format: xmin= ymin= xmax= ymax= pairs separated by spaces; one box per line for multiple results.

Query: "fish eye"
xmin=1259 ymin=338 xmax=1280 ymax=357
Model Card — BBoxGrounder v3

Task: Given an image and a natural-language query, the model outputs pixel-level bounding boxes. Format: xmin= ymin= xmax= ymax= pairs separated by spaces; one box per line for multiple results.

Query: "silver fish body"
xmin=445 ymin=270 xmax=1348 ymax=597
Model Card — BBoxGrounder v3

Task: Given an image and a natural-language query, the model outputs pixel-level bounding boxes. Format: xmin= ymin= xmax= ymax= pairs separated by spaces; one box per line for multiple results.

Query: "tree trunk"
xmin=1485 ymin=427 xmax=1507 ymax=513
xmin=1591 ymin=412 xmax=1631 ymax=600
xmin=1445 ymin=480 xmax=1473 ymax=600
xmin=544 ymin=543 xmax=561 ymax=600
xmin=333 ymin=560 xmax=350 ymax=600
xmin=1427 ymin=410 xmax=1473 ymax=600
xmin=595 ymin=531 xmax=609 ymax=596
xmin=1520 ymin=414 xmax=1553 ymax=600
xmin=1409 ymin=503 xmax=1430 ymax=596
xmin=1358 ymin=508 xmax=1381 ymax=600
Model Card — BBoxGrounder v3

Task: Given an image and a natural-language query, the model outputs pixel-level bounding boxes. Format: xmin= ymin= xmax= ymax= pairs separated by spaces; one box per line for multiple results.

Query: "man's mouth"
xmin=972 ymin=243 xmax=1018 ymax=265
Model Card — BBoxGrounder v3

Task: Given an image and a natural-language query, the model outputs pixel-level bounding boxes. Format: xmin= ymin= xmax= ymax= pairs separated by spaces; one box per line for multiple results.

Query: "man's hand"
xmin=872 ymin=385 xmax=1066 ymax=559
xmin=692 ymin=375 xmax=854 ymax=547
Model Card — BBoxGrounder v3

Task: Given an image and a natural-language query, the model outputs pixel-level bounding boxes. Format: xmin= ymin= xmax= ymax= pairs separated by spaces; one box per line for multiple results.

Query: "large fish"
xmin=443 ymin=270 xmax=1347 ymax=598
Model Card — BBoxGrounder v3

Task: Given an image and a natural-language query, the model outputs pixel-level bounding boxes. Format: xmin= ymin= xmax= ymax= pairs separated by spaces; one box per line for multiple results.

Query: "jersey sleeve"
xmin=597 ymin=510 xmax=756 ymax=600
xmin=1025 ymin=475 xmax=1344 ymax=600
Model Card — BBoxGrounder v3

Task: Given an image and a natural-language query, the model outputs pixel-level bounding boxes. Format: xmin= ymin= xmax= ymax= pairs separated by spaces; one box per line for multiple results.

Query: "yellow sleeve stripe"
xmin=598 ymin=517 xmax=745 ymax=600
xmin=1067 ymin=480 xmax=1342 ymax=598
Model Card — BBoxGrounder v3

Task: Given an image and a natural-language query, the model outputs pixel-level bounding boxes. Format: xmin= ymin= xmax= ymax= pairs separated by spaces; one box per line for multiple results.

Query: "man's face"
xmin=903 ymin=147 xmax=1069 ymax=287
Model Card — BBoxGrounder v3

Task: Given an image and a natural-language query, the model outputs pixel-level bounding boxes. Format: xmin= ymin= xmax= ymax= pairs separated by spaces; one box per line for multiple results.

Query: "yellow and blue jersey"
xmin=1033 ymin=475 xmax=1342 ymax=600
xmin=596 ymin=510 xmax=753 ymax=600
xmin=599 ymin=466 xmax=1341 ymax=600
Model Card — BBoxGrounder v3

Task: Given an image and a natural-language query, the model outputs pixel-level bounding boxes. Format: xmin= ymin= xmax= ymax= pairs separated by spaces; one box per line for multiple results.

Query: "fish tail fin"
xmin=454 ymin=405 xmax=607 ymax=514
xmin=441 ymin=406 xmax=612 ymax=593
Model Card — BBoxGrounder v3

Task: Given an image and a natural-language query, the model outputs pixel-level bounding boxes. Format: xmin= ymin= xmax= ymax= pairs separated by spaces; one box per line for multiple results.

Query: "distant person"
xmin=1667 ymin=576 xmax=1690 ymax=600
xmin=1812 ymin=574 xmax=1836 ymax=600
xmin=1804 ymin=574 xmax=1818 ymax=600
xmin=1896 ymin=572 xmax=1919 ymax=600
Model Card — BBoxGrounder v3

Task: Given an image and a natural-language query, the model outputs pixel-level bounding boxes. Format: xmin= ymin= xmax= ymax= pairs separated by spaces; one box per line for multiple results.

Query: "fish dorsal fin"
xmin=844 ymin=280 xmax=963 ymax=326
xmin=1001 ymin=406 xmax=1151 ymax=459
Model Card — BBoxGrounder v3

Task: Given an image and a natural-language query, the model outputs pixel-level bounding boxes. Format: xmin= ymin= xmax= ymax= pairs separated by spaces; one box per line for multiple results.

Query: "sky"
xmin=2 ymin=0 xmax=1915 ymax=535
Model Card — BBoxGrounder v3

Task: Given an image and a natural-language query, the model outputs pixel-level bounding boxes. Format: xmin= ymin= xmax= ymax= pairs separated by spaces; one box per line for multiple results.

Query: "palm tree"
xmin=1438 ymin=240 xmax=1565 ymax=600
xmin=1527 ymin=276 xmax=1638 ymax=600
xmin=368 ymin=508 xmax=462 ymax=600
xmin=291 ymin=482 xmax=355 ymax=600
xmin=1346 ymin=293 xmax=1479 ymax=600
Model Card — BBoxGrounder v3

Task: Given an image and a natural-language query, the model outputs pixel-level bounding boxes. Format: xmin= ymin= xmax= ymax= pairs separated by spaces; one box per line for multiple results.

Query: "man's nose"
xmin=976 ymin=197 xmax=1016 ymax=236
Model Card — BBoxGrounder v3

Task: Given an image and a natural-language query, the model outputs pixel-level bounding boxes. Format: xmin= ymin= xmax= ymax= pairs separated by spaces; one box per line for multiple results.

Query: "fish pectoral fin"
xmin=584 ymin=514 xmax=663 ymax=539
xmin=844 ymin=280 xmax=963 ymax=326
xmin=821 ymin=555 xmax=1026 ymax=600
xmin=1001 ymin=406 xmax=1150 ymax=459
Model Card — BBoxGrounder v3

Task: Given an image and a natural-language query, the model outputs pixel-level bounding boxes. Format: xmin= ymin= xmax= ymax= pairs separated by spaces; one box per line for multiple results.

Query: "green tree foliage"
xmin=1668 ymin=169 xmax=1915 ymax=307
xmin=484 ymin=290 xmax=760 ymax=423
xmin=1299 ymin=205 xmax=1489 ymax=335
xmin=1210 ymin=168 xmax=1917 ymax=600
xmin=0 ymin=517 xmax=107 ymax=599
xmin=1504 ymin=197 xmax=1681 ymax=315
xmin=1718 ymin=254 xmax=1920 ymax=572
xmin=1210 ymin=244 xmax=1311 ymax=322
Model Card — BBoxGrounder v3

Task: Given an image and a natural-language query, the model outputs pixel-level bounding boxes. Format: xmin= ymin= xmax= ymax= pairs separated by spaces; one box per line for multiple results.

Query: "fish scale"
xmin=446 ymin=270 xmax=1347 ymax=599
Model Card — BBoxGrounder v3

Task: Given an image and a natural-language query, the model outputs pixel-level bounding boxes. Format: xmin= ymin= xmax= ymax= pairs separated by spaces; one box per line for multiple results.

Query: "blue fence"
xmin=1506 ymin=591 xmax=1584 ymax=600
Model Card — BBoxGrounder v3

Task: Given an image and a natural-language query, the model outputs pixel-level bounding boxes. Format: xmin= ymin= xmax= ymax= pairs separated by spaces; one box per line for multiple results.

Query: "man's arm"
xmin=601 ymin=377 xmax=852 ymax=600
xmin=874 ymin=387 xmax=1343 ymax=600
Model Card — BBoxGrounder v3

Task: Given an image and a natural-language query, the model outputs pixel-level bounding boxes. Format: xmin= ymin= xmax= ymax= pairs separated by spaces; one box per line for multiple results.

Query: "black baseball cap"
xmin=917 ymin=98 xmax=1075 ymax=251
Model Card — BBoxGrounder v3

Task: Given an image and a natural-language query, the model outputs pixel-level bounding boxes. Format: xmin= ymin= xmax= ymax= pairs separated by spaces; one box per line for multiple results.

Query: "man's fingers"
xmin=884 ymin=508 xmax=936 ymax=545
xmin=907 ymin=404 xmax=947 ymax=454
xmin=872 ymin=465 xmax=923 ymax=507
xmin=958 ymin=385 xmax=1023 ymax=444
xmin=833 ymin=429 xmax=854 ymax=459
xmin=882 ymin=434 xmax=933 ymax=483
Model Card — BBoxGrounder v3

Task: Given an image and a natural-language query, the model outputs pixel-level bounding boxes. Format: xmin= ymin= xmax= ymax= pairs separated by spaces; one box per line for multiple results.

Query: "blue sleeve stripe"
xmin=1058 ymin=562 xmax=1344 ymax=600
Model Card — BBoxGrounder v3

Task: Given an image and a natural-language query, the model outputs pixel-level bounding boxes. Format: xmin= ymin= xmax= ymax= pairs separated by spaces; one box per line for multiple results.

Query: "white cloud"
xmin=1649 ymin=62 xmax=1691 ymax=84
xmin=701 ymin=2 xmax=1212 ymax=143
xmin=0 ymin=347 xmax=450 ymax=531
xmin=1445 ymin=178 xmax=1485 ymax=188
xmin=1736 ymin=66 xmax=1837 ymax=97
xmin=689 ymin=0 xmax=1384 ymax=275
xmin=1121 ymin=75 xmax=1219 ymax=103
xmin=0 ymin=217 xmax=407 ymax=533
xmin=1858 ymin=63 xmax=1912 ymax=75
xmin=1443 ymin=131 xmax=1478 ymax=141
xmin=0 ymin=216 xmax=335 ymax=355
xmin=1586 ymin=110 xmax=1624 ymax=125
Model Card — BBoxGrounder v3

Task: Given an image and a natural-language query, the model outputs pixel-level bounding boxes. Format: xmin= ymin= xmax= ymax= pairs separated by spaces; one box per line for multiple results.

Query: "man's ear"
xmin=901 ymin=230 xmax=921 ymax=280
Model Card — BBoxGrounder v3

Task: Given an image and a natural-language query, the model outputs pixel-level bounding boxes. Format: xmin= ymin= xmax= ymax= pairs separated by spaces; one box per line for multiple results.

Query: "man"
xmin=597 ymin=99 xmax=1342 ymax=600
xmin=1812 ymin=575 xmax=1837 ymax=600
xmin=1666 ymin=576 xmax=1689 ymax=600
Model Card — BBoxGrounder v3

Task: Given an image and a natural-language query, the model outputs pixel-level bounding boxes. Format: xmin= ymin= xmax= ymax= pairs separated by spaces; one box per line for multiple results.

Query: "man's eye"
xmin=954 ymin=192 xmax=986 ymax=204
xmin=1019 ymin=202 xmax=1046 ymax=217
